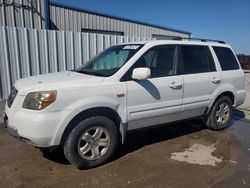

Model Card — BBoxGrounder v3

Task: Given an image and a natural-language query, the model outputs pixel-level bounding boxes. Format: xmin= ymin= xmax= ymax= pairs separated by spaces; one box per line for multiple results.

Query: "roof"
xmin=50 ymin=1 xmax=191 ymax=36
xmin=121 ymin=40 xmax=230 ymax=48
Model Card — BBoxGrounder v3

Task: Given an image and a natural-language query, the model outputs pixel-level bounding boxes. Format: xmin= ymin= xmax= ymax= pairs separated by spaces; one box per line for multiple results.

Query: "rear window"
xmin=213 ymin=47 xmax=239 ymax=71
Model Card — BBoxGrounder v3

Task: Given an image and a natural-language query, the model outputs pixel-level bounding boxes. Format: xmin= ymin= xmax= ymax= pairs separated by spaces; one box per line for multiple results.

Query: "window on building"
xmin=179 ymin=45 xmax=216 ymax=74
xmin=152 ymin=34 xmax=177 ymax=40
xmin=81 ymin=29 xmax=123 ymax=36
xmin=213 ymin=47 xmax=239 ymax=71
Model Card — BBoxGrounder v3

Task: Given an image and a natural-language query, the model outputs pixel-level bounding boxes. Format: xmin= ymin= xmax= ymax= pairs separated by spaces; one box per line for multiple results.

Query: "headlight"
xmin=23 ymin=90 xmax=57 ymax=110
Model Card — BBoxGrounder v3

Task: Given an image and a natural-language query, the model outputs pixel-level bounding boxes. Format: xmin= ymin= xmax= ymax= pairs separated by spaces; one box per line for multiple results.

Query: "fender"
xmin=51 ymin=96 xmax=127 ymax=146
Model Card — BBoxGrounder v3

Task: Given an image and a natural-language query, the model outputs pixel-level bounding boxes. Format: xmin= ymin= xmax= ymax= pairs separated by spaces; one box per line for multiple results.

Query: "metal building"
xmin=0 ymin=0 xmax=191 ymax=38
xmin=0 ymin=0 xmax=191 ymax=100
xmin=0 ymin=0 xmax=49 ymax=29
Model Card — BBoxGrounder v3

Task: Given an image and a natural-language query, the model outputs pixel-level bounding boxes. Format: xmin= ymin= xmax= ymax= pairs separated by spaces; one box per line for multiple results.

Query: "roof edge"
xmin=49 ymin=1 xmax=191 ymax=36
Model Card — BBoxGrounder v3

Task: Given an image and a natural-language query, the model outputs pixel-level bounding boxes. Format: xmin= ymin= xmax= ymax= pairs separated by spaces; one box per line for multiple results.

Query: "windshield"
xmin=76 ymin=44 xmax=143 ymax=77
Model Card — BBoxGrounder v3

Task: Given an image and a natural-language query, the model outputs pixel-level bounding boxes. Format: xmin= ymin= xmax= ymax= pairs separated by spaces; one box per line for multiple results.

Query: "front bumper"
xmin=4 ymin=105 xmax=66 ymax=147
xmin=6 ymin=119 xmax=36 ymax=145
xmin=4 ymin=113 xmax=34 ymax=145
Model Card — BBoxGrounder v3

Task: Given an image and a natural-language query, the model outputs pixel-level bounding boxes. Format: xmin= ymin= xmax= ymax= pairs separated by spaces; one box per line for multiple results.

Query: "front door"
xmin=125 ymin=45 xmax=184 ymax=130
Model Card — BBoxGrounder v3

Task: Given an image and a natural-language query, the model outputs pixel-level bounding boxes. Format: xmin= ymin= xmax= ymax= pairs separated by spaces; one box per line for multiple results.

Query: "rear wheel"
xmin=64 ymin=116 xmax=119 ymax=169
xmin=204 ymin=96 xmax=233 ymax=130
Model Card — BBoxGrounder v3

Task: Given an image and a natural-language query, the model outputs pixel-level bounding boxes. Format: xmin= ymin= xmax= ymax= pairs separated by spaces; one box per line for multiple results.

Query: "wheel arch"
xmin=205 ymin=91 xmax=235 ymax=116
xmin=215 ymin=91 xmax=234 ymax=104
xmin=60 ymin=107 xmax=127 ymax=146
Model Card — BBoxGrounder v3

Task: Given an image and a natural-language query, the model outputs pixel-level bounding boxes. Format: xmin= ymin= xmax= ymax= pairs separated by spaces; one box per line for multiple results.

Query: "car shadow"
xmin=42 ymin=119 xmax=206 ymax=165
xmin=44 ymin=115 xmax=244 ymax=166
xmin=231 ymin=109 xmax=250 ymax=124
xmin=41 ymin=147 xmax=70 ymax=165
xmin=233 ymin=109 xmax=246 ymax=120
xmin=115 ymin=119 xmax=205 ymax=160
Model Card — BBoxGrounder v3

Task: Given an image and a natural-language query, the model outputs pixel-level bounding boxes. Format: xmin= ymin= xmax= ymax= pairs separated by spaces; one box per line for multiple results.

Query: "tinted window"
xmin=213 ymin=47 xmax=239 ymax=71
xmin=180 ymin=45 xmax=216 ymax=74
xmin=123 ymin=45 xmax=177 ymax=80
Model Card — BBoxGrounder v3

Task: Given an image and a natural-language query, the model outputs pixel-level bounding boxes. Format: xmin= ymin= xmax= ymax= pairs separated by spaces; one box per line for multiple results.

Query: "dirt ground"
xmin=0 ymin=73 xmax=249 ymax=188
xmin=0 ymin=117 xmax=250 ymax=188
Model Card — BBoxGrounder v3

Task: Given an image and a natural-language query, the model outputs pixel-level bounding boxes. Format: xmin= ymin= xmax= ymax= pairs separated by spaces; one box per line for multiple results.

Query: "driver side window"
xmin=121 ymin=45 xmax=177 ymax=81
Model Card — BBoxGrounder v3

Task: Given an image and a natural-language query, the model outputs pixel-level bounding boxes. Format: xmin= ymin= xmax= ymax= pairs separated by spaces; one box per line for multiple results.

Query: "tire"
xmin=204 ymin=96 xmax=233 ymax=130
xmin=63 ymin=116 xmax=119 ymax=169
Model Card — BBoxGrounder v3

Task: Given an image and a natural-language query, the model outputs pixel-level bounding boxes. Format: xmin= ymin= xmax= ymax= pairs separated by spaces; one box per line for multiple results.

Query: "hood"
xmin=15 ymin=71 xmax=105 ymax=95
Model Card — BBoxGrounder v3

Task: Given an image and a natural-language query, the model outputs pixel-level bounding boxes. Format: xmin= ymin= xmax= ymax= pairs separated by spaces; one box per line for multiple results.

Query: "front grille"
xmin=7 ymin=87 xmax=18 ymax=108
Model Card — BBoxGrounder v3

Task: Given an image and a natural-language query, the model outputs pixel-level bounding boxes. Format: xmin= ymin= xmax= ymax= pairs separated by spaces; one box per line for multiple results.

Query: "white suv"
xmin=4 ymin=39 xmax=246 ymax=169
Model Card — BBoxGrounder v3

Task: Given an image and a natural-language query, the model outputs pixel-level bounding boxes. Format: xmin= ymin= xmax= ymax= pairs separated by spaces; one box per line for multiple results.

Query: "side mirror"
xmin=132 ymin=68 xmax=151 ymax=80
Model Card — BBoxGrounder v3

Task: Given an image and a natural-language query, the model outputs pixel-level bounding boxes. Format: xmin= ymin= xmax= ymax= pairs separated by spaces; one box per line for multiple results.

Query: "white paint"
xmin=170 ymin=143 xmax=222 ymax=166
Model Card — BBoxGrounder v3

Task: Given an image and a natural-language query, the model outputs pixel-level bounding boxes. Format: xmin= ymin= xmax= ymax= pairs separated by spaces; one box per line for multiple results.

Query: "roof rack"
xmin=172 ymin=37 xmax=226 ymax=44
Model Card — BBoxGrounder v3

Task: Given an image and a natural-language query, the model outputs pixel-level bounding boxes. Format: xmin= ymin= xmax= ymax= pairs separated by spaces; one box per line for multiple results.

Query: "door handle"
xmin=170 ymin=82 xmax=182 ymax=89
xmin=211 ymin=77 xmax=221 ymax=84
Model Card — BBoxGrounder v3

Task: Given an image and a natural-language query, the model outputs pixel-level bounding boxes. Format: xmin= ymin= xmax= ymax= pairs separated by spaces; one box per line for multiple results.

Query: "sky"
xmin=52 ymin=0 xmax=250 ymax=55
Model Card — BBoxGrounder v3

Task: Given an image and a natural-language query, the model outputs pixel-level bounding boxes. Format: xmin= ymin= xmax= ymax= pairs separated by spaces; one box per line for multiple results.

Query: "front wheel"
xmin=64 ymin=116 xmax=119 ymax=169
xmin=204 ymin=96 xmax=233 ymax=130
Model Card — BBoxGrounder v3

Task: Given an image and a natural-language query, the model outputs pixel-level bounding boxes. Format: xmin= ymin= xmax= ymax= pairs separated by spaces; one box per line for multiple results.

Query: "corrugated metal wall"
xmin=0 ymin=26 xmax=153 ymax=100
xmin=0 ymin=0 xmax=47 ymax=29
xmin=0 ymin=1 xmax=190 ymax=39
xmin=49 ymin=4 xmax=190 ymax=38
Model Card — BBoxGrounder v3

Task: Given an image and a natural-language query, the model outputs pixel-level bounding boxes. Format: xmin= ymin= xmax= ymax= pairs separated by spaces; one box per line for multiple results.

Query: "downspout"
xmin=44 ymin=0 xmax=50 ymax=29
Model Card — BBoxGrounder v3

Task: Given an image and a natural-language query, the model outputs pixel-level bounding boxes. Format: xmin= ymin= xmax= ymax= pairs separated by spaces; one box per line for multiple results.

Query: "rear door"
xmin=212 ymin=46 xmax=244 ymax=104
xmin=179 ymin=45 xmax=221 ymax=119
